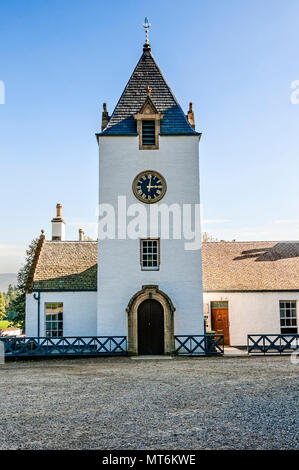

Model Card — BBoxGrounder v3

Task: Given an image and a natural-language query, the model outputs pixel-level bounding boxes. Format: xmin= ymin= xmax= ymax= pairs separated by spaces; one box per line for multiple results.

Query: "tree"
xmin=10 ymin=238 xmax=39 ymax=330
xmin=5 ymin=284 xmax=17 ymax=321
xmin=202 ymin=232 xmax=236 ymax=242
xmin=0 ymin=292 xmax=6 ymax=321
xmin=202 ymin=232 xmax=219 ymax=242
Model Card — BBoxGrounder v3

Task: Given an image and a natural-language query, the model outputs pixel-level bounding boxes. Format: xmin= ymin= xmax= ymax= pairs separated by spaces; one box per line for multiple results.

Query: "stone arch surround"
xmin=126 ymin=285 xmax=175 ymax=355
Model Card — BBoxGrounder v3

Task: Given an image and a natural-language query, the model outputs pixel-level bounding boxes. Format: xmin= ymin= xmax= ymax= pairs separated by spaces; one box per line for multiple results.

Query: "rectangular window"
xmin=142 ymin=120 xmax=156 ymax=146
xmin=140 ymin=239 xmax=160 ymax=270
xmin=211 ymin=301 xmax=228 ymax=308
xmin=45 ymin=303 xmax=63 ymax=337
xmin=279 ymin=301 xmax=297 ymax=334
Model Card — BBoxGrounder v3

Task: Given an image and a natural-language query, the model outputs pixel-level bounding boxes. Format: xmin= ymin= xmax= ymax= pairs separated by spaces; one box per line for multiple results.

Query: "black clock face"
xmin=133 ymin=171 xmax=167 ymax=203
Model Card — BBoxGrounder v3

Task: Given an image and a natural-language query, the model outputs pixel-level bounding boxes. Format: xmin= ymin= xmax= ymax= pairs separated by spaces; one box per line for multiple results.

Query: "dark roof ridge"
xmin=203 ymin=240 xmax=298 ymax=244
xmin=26 ymin=231 xmax=46 ymax=293
xmin=46 ymin=240 xmax=97 ymax=243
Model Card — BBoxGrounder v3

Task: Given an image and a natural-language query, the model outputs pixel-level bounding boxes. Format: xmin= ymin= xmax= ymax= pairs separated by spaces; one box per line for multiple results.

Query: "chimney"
xmin=101 ymin=103 xmax=109 ymax=131
xmin=187 ymin=102 xmax=195 ymax=130
xmin=79 ymin=228 xmax=85 ymax=241
xmin=51 ymin=203 xmax=66 ymax=241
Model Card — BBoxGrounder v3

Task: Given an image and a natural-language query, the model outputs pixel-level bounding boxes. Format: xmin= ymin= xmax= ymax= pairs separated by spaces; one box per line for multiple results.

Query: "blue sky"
xmin=0 ymin=0 xmax=299 ymax=273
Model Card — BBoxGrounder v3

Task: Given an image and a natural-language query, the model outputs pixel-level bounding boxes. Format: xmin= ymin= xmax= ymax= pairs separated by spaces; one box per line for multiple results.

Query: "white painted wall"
xmin=203 ymin=292 xmax=299 ymax=346
xmin=97 ymin=135 xmax=204 ymax=337
xmin=26 ymin=292 xmax=97 ymax=337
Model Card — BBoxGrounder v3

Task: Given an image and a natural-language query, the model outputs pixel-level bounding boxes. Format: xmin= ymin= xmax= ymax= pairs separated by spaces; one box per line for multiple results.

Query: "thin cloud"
xmin=67 ymin=220 xmax=98 ymax=228
xmin=0 ymin=245 xmax=26 ymax=273
xmin=0 ymin=244 xmax=26 ymax=257
xmin=275 ymin=219 xmax=299 ymax=224
xmin=202 ymin=219 xmax=230 ymax=224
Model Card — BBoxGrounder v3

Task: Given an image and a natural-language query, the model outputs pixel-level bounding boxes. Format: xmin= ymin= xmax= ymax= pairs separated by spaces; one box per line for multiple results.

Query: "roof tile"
xmin=31 ymin=240 xmax=299 ymax=292
xmin=32 ymin=241 xmax=97 ymax=291
xmin=202 ymin=241 xmax=299 ymax=291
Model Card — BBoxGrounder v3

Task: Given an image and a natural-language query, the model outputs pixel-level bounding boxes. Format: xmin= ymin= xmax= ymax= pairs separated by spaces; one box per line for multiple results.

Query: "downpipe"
xmin=33 ymin=291 xmax=41 ymax=340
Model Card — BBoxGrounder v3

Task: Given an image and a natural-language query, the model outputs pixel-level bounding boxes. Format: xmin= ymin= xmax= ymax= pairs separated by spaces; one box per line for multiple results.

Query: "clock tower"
xmin=96 ymin=26 xmax=204 ymax=355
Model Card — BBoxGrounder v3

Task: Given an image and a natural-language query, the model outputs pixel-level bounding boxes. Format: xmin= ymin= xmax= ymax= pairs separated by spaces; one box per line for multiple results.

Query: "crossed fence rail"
xmin=0 ymin=336 xmax=127 ymax=357
xmin=248 ymin=334 xmax=299 ymax=354
xmin=3 ymin=334 xmax=296 ymax=357
xmin=174 ymin=334 xmax=224 ymax=355
xmin=0 ymin=334 xmax=225 ymax=357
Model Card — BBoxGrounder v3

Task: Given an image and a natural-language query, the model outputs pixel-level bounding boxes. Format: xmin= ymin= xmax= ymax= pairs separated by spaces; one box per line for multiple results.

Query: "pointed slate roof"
xmin=100 ymin=47 xmax=199 ymax=136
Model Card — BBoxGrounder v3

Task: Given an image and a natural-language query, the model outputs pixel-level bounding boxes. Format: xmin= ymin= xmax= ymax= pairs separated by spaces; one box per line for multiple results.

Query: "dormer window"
xmin=134 ymin=86 xmax=163 ymax=150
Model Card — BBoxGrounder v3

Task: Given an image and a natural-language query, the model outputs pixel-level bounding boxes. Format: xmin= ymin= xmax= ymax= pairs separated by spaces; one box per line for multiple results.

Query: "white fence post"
xmin=0 ymin=341 xmax=5 ymax=364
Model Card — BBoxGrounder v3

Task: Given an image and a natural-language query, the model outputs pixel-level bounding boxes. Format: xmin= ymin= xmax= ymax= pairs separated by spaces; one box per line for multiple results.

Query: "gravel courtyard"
xmin=0 ymin=356 xmax=298 ymax=450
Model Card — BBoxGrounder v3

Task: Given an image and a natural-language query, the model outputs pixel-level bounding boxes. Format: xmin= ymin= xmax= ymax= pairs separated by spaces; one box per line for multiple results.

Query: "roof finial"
xmin=142 ymin=17 xmax=151 ymax=52
xmin=146 ymin=86 xmax=152 ymax=97
xmin=143 ymin=17 xmax=151 ymax=44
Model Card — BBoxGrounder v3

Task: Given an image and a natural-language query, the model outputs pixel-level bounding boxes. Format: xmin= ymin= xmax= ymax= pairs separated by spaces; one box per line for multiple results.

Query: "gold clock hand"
xmin=147 ymin=174 xmax=153 ymax=192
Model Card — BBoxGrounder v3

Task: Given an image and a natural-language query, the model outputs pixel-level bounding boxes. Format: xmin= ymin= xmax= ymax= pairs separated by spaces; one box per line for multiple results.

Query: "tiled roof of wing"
xmin=28 ymin=240 xmax=299 ymax=292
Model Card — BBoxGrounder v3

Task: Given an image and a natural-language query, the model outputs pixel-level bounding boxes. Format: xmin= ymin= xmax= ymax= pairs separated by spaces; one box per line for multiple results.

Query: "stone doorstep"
xmin=224 ymin=346 xmax=248 ymax=357
xmin=130 ymin=355 xmax=173 ymax=360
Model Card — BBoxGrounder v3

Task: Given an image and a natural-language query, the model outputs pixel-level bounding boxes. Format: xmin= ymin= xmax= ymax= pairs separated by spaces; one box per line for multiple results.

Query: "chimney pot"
xmin=56 ymin=203 xmax=62 ymax=218
xmin=79 ymin=228 xmax=85 ymax=241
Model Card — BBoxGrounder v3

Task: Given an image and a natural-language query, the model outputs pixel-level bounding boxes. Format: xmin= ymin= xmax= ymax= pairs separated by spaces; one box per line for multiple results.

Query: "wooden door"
xmin=211 ymin=302 xmax=230 ymax=345
xmin=138 ymin=299 xmax=164 ymax=355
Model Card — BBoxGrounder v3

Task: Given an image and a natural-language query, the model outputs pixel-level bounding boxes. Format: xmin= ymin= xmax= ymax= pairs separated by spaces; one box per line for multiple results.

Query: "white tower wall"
xmin=97 ymin=135 xmax=204 ymax=339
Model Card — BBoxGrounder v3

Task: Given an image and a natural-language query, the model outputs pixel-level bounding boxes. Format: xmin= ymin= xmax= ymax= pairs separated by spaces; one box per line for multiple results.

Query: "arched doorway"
xmin=126 ymin=285 xmax=175 ymax=356
xmin=138 ymin=299 xmax=164 ymax=355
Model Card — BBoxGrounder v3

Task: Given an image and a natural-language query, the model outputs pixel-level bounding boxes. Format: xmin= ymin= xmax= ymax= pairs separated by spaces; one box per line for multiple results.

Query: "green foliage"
xmin=202 ymin=232 xmax=219 ymax=242
xmin=6 ymin=284 xmax=17 ymax=305
xmin=4 ymin=284 xmax=18 ymax=321
xmin=0 ymin=320 xmax=12 ymax=329
xmin=9 ymin=238 xmax=39 ymax=330
xmin=0 ymin=292 xmax=6 ymax=320
xmin=202 ymin=232 xmax=236 ymax=242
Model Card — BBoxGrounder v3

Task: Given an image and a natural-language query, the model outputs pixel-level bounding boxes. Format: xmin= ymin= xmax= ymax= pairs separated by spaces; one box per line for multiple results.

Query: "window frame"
xmin=279 ymin=300 xmax=297 ymax=334
xmin=45 ymin=302 xmax=63 ymax=337
xmin=140 ymin=238 xmax=160 ymax=271
xmin=134 ymin=112 xmax=163 ymax=150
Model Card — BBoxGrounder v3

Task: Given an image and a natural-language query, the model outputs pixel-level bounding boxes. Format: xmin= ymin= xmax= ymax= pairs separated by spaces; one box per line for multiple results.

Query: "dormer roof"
xmin=138 ymin=94 xmax=159 ymax=115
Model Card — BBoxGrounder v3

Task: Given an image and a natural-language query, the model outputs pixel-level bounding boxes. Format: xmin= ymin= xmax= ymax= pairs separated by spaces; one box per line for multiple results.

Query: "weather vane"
xmin=143 ymin=17 xmax=151 ymax=44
